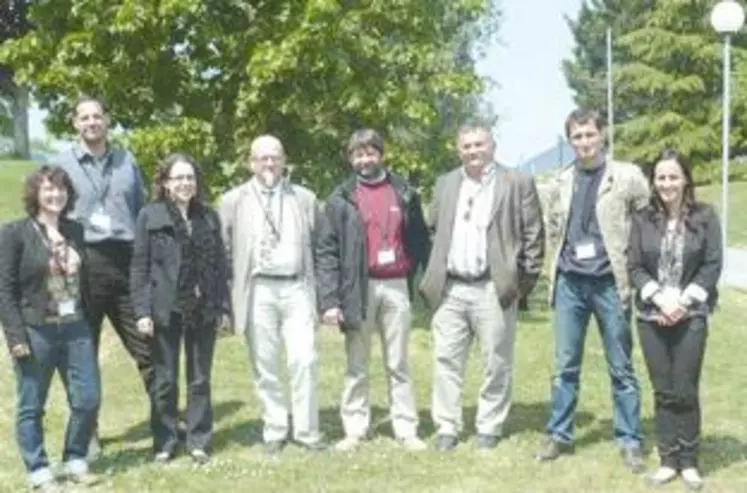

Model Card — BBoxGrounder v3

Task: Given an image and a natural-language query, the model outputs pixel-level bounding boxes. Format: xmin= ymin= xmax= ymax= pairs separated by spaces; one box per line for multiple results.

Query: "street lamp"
xmin=711 ymin=0 xmax=745 ymax=283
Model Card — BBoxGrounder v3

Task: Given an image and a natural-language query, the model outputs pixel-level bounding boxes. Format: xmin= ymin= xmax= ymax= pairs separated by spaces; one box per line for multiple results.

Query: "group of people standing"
xmin=0 ymin=98 xmax=722 ymax=493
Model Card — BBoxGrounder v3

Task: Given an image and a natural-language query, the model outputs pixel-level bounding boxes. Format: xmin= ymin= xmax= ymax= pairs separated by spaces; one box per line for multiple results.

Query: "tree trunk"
xmin=11 ymin=83 xmax=29 ymax=159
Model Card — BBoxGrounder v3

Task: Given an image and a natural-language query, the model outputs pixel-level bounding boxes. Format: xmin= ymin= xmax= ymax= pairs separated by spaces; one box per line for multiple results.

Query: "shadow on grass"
xmin=104 ymin=399 xmax=245 ymax=447
xmin=700 ymin=434 xmax=747 ymax=476
xmin=573 ymin=416 xmax=656 ymax=455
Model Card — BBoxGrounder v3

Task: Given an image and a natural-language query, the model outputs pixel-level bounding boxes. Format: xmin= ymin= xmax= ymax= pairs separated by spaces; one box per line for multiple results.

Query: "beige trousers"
xmin=340 ymin=278 xmax=419 ymax=439
xmin=246 ymin=277 xmax=321 ymax=444
xmin=431 ymin=280 xmax=518 ymax=437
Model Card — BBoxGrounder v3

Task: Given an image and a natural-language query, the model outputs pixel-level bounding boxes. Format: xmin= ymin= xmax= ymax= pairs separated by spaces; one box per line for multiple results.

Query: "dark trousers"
xmin=14 ymin=321 xmax=100 ymax=484
xmin=152 ymin=312 xmax=217 ymax=454
xmin=85 ymin=241 xmax=155 ymax=397
xmin=638 ymin=316 xmax=707 ymax=469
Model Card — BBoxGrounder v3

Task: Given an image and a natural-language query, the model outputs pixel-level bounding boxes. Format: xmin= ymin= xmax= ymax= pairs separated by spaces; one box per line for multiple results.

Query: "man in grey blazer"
xmin=218 ymin=135 xmax=327 ymax=455
xmin=420 ymin=123 xmax=545 ymax=452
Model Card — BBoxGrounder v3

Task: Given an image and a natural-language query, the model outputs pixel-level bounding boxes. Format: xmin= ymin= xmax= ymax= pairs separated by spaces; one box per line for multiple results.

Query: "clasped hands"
xmin=652 ymin=287 xmax=689 ymax=326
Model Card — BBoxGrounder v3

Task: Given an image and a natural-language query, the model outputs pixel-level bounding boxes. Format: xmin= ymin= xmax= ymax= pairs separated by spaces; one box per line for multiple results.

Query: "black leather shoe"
xmin=476 ymin=434 xmax=500 ymax=450
xmin=621 ymin=446 xmax=646 ymax=474
xmin=263 ymin=440 xmax=286 ymax=456
xmin=435 ymin=434 xmax=458 ymax=452
xmin=535 ymin=438 xmax=574 ymax=461
xmin=299 ymin=440 xmax=329 ymax=452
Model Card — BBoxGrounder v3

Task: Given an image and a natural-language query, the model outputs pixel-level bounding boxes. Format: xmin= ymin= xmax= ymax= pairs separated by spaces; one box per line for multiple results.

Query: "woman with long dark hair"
xmin=0 ymin=166 xmax=100 ymax=491
xmin=130 ymin=153 xmax=230 ymax=464
xmin=628 ymin=150 xmax=722 ymax=491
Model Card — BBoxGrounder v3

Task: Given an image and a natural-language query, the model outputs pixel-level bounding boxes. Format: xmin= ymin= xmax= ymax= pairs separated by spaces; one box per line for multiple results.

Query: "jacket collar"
xmin=336 ymin=169 xmax=413 ymax=203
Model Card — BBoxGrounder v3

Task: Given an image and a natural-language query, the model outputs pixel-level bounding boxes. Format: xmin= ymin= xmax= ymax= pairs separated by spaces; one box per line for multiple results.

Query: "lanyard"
xmin=357 ymin=186 xmax=398 ymax=243
xmin=77 ymin=149 xmax=113 ymax=204
xmin=251 ymin=182 xmax=284 ymax=240
xmin=32 ymin=221 xmax=72 ymax=291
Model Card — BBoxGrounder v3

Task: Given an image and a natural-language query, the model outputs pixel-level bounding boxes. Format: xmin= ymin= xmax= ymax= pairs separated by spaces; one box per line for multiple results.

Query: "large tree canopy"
xmin=0 ymin=0 xmax=499 ymax=196
xmin=564 ymin=0 xmax=747 ymax=180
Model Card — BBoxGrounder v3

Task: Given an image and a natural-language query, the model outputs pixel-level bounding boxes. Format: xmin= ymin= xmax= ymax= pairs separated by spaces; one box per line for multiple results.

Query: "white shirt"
xmin=251 ymin=180 xmax=302 ymax=277
xmin=446 ymin=165 xmax=496 ymax=277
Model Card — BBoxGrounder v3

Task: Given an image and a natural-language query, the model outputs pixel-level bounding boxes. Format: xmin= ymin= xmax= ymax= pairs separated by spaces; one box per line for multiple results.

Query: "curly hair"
xmin=23 ymin=165 xmax=77 ymax=218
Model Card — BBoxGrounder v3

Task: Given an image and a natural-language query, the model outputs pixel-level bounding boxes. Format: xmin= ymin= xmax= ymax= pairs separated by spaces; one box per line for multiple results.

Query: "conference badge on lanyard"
xmin=90 ymin=206 xmax=112 ymax=234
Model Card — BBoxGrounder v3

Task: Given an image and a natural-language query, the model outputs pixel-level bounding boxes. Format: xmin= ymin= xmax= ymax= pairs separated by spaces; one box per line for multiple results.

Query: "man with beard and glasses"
xmin=218 ymin=135 xmax=328 ymax=456
xmin=316 ymin=128 xmax=431 ymax=452
xmin=419 ymin=122 xmax=544 ymax=452
xmin=55 ymin=95 xmax=155 ymax=460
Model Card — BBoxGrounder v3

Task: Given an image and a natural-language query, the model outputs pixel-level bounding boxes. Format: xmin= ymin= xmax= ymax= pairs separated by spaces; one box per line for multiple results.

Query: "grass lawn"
xmin=0 ymin=160 xmax=745 ymax=492
xmin=694 ymin=181 xmax=747 ymax=247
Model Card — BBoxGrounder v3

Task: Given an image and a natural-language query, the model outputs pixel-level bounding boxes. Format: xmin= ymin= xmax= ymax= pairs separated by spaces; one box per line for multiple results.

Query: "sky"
xmin=478 ymin=0 xmax=583 ymax=165
xmin=27 ymin=0 xmax=584 ymax=165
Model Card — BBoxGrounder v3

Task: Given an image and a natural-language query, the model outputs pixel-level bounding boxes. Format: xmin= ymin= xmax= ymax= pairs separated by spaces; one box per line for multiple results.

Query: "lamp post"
xmin=606 ymin=26 xmax=614 ymax=159
xmin=711 ymin=0 xmax=745 ymax=282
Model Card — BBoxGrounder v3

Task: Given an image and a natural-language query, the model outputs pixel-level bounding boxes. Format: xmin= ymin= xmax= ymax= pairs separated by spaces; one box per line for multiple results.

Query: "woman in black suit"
xmin=628 ymin=149 xmax=722 ymax=491
xmin=130 ymin=153 xmax=230 ymax=465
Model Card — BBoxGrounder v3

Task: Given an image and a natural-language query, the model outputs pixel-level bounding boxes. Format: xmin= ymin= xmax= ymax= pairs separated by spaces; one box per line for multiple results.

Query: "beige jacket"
xmin=217 ymin=179 xmax=319 ymax=335
xmin=544 ymin=159 xmax=650 ymax=306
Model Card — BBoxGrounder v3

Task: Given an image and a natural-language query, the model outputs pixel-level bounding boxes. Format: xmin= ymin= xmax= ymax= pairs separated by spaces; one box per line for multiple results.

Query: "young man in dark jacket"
xmin=316 ymin=129 xmax=431 ymax=451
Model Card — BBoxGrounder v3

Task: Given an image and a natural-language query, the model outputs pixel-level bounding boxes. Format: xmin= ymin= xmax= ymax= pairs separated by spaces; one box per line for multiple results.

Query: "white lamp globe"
xmin=711 ymin=0 xmax=746 ymax=34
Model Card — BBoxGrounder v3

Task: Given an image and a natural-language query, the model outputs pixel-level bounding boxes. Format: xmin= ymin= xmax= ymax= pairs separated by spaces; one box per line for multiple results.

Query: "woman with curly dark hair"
xmin=130 ymin=153 xmax=230 ymax=465
xmin=628 ymin=150 xmax=723 ymax=491
xmin=0 ymin=165 xmax=100 ymax=491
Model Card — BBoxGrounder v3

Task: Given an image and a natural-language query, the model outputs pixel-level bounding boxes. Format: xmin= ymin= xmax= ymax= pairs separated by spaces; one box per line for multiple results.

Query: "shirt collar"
xmin=574 ymin=152 xmax=606 ymax=171
xmin=461 ymin=162 xmax=497 ymax=183
xmin=74 ymin=142 xmax=112 ymax=163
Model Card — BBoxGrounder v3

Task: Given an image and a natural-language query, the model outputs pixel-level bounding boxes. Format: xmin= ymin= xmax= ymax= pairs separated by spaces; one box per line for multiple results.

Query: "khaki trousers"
xmin=246 ymin=277 xmax=321 ymax=444
xmin=431 ymin=280 xmax=518 ymax=437
xmin=340 ymin=278 xmax=419 ymax=439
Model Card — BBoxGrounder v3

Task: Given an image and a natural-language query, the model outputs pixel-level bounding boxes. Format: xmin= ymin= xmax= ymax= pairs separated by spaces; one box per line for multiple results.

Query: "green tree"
xmin=0 ymin=0 xmax=31 ymax=157
xmin=564 ymin=0 xmax=747 ymax=180
xmin=0 ymin=0 xmax=499 ymax=196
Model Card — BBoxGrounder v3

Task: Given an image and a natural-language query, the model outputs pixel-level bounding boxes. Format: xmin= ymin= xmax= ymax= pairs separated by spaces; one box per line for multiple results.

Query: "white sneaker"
xmin=681 ymin=468 xmax=704 ymax=491
xmin=334 ymin=436 xmax=362 ymax=452
xmin=399 ymin=436 xmax=427 ymax=451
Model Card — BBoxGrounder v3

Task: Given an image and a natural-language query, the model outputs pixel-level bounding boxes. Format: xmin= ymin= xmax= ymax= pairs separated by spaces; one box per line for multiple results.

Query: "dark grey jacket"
xmin=0 ymin=218 xmax=90 ymax=353
xmin=315 ymin=171 xmax=431 ymax=331
xmin=628 ymin=203 xmax=723 ymax=313
xmin=130 ymin=201 xmax=230 ymax=328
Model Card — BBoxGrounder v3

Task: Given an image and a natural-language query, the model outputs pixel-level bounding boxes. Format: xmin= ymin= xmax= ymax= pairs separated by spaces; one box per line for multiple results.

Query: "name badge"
xmin=58 ymin=299 xmax=76 ymax=317
xmin=377 ymin=248 xmax=396 ymax=266
xmin=574 ymin=242 xmax=596 ymax=260
xmin=90 ymin=209 xmax=112 ymax=233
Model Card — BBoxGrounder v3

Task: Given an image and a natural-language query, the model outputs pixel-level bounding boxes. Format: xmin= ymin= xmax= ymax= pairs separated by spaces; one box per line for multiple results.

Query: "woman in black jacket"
xmin=628 ymin=149 xmax=722 ymax=491
xmin=130 ymin=153 xmax=230 ymax=465
xmin=0 ymin=166 xmax=100 ymax=491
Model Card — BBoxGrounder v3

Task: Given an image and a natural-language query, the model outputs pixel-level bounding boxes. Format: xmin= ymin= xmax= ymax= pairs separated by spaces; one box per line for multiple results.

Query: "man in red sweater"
xmin=316 ymin=129 xmax=431 ymax=451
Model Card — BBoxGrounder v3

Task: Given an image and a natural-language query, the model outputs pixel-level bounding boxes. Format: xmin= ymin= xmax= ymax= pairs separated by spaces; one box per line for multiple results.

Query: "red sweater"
xmin=352 ymin=179 xmax=412 ymax=279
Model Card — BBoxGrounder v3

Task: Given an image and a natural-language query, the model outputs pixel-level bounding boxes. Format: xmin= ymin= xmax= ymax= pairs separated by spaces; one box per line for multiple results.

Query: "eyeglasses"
xmin=168 ymin=174 xmax=196 ymax=182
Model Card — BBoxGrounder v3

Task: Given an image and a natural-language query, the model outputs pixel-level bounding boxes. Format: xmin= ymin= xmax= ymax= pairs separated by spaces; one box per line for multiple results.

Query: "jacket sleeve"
xmin=0 ymin=223 xmax=30 ymax=353
xmin=627 ymin=211 xmax=659 ymax=301
xmin=129 ymin=209 xmax=152 ymax=321
xmin=216 ymin=191 xmax=235 ymax=282
xmin=683 ymin=207 xmax=723 ymax=303
xmin=409 ymin=190 xmax=431 ymax=274
xmin=518 ymin=175 xmax=545 ymax=297
xmin=211 ymin=209 xmax=232 ymax=316
xmin=315 ymin=199 xmax=342 ymax=312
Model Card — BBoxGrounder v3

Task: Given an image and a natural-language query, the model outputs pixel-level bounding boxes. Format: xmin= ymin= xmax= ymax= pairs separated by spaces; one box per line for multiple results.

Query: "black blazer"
xmin=628 ymin=203 xmax=723 ymax=312
xmin=0 ymin=217 xmax=89 ymax=352
xmin=130 ymin=201 xmax=230 ymax=328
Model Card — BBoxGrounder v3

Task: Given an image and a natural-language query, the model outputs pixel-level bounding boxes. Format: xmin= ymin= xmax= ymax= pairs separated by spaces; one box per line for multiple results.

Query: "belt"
xmin=255 ymin=273 xmax=300 ymax=281
xmin=447 ymin=271 xmax=490 ymax=284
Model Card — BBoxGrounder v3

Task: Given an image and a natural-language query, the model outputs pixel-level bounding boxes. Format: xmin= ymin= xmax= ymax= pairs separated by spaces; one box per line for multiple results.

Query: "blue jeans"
xmin=546 ymin=272 xmax=642 ymax=448
xmin=13 ymin=320 xmax=101 ymax=486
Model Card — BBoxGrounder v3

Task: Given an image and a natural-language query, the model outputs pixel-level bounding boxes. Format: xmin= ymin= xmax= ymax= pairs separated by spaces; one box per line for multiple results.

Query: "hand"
xmin=653 ymin=292 xmax=687 ymax=326
xmin=322 ymin=307 xmax=344 ymax=326
xmin=216 ymin=314 xmax=232 ymax=335
xmin=10 ymin=343 xmax=30 ymax=359
xmin=136 ymin=317 xmax=154 ymax=337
